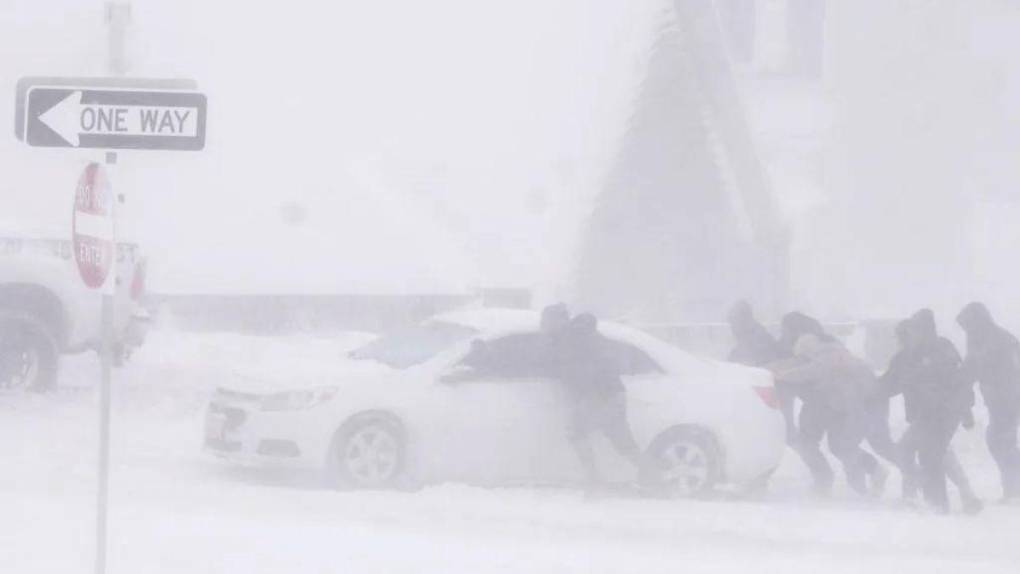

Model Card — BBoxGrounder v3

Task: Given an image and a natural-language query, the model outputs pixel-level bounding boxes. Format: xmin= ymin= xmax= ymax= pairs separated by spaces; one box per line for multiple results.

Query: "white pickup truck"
xmin=0 ymin=228 xmax=148 ymax=390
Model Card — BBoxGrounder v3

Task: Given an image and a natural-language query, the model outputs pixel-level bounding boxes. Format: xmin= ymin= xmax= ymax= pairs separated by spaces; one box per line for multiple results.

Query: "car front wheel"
xmin=328 ymin=414 xmax=406 ymax=489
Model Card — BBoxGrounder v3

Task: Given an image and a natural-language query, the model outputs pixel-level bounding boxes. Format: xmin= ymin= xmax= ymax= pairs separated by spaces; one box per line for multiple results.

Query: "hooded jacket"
xmin=769 ymin=335 xmax=878 ymax=413
xmin=957 ymin=303 xmax=1020 ymax=408
xmin=881 ymin=310 xmax=973 ymax=422
xmin=897 ymin=309 xmax=974 ymax=421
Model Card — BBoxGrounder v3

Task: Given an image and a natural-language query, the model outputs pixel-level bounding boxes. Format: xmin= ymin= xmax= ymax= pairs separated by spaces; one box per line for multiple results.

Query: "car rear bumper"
xmin=718 ymin=403 xmax=787 ymax=485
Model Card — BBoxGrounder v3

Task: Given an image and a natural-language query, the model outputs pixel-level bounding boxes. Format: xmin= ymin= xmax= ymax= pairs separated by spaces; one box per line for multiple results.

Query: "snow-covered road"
xmin=2 ymin=330 xmax=1018 ymax=573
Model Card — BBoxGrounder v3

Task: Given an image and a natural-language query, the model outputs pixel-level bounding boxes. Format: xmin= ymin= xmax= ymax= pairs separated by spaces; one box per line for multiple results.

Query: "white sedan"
xmin=204 ymin=310 xmax=786 ymax=495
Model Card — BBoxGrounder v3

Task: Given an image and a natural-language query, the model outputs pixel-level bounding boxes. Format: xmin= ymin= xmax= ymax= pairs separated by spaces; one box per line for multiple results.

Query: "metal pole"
xmin=95 ymin=272 xmax=113 ymax=574
xmin=97 ymin=5 xmax=130 ymax=574
xmin=95 ymin=154 xmax=119 ymax=574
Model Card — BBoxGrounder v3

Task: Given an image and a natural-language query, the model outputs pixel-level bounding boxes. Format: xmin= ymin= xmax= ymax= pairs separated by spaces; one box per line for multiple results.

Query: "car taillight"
xmin=130 ymin=260 xmax=147 ymax=300
xmin=753 ymin=386 xmax=780 ymax=410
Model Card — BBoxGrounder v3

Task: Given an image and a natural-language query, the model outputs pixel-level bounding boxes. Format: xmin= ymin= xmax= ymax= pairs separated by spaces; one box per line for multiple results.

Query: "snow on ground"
xmin=2 ymin=329 xmax=1019 ymax=573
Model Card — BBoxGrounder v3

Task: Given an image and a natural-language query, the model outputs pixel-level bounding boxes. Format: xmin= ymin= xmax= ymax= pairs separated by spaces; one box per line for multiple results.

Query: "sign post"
xmin=95 ymin=9 xmax=129 ymax=574
xmin=73 ymin=161 xmax=116 ymax=574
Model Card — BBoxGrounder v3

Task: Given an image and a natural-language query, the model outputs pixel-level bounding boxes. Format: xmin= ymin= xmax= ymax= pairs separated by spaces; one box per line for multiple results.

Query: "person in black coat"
xmin=553 ymin=313 xmax=646 ymax=485
xmin=880 ymin=317 xmax=979 ymax=512
xmin=957 ymin=302 xmax=1020 ymax=502
xmin=895 ymin=309 xmax=978 ymax=513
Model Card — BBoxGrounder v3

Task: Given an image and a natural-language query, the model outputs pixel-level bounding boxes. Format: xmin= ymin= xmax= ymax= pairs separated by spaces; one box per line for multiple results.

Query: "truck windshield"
xmin=350 ymin=321 xmax=478 ymax=370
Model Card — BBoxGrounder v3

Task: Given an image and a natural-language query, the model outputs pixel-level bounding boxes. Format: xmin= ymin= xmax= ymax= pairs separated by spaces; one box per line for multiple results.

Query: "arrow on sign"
xmin=38 ymin=90 xmax=200 ymax=147
xmin=39 ymin=90 xmax=83 ymax=146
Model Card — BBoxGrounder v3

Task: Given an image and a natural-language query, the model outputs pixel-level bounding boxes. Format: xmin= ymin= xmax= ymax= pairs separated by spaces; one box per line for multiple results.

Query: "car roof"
xmin=433 ymin=308 xmax=703 ymax=362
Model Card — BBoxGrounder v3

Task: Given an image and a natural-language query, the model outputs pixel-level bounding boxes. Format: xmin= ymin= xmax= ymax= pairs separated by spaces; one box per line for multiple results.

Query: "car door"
xmin=427 ymin=332 xmax=578 ymax=485
xmin=570 ymin=337 xmax=676 ymax=481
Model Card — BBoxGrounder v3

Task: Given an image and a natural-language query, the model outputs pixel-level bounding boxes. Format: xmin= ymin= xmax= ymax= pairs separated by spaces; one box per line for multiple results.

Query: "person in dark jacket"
xmin=893 ymin=309 xmax=980 ymax=513
xmin=769 ymin=334 xmax=887 ymax=496
xmin=957 ymin=302 xmax=1020 ymax=502
xmin=727 ymin=301 xmax=784 ymax=367
xmin=554 ymin=313 xmax=646 ymax=484
xmin=880 ymin=318 xmax=979 ymax=510
xmin=541 ymin=303 xmax=571 ymax=337
xmin=879 ymin=318 xmax=927 ymax=501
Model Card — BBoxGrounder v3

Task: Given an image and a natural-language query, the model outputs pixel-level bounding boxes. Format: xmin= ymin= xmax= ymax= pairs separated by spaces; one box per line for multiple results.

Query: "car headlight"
xmin=261 ymin=387 xmax=338 ymax=412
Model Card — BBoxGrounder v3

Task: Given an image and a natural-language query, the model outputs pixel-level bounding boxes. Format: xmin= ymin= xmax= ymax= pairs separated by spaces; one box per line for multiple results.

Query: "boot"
xmin=962 ymin=495 xmax=984 ymax=515
xmin=869 ymin=464 xmax=889 ymax=498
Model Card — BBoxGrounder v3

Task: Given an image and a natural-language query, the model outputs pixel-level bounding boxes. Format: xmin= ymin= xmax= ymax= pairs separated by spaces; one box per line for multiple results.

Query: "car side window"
xmin=457 ymin=333 xmax=550 ymax=380
xmin=604 ymin=338 xmax=663 ymax=376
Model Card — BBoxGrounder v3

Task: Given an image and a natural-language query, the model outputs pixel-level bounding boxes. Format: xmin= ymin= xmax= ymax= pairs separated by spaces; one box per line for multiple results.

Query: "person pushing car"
xmin=541 ymin=306 xmax=650 ymax=486
xmin=957 ymin=302 xmax=1020 ymax=503
xmin=768 ymin=333 xmax=888 ymax=496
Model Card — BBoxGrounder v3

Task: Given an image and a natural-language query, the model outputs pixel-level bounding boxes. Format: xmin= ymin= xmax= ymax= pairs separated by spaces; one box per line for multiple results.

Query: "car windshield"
xmin=350 ymin=321 xmax=478 ymax=369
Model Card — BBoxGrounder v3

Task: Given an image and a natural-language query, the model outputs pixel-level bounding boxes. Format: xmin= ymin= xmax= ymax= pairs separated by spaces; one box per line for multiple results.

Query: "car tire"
xmin=647 ymin=426 xmax=722 ymax=497
xmin=326 ymin=413 xmax=406 ymax=490
xmin=0 ymin=311 xmax=59 ymax=391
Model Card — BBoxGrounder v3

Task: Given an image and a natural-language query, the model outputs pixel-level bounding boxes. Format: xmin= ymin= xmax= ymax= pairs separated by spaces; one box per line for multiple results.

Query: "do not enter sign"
xmin=72 ymin=163 xmax=114 ymax=290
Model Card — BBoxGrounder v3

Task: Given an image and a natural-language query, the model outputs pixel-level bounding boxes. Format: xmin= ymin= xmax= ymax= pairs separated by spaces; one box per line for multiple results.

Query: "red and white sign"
xmin=72 ymin=163 xmax=114 ymax=290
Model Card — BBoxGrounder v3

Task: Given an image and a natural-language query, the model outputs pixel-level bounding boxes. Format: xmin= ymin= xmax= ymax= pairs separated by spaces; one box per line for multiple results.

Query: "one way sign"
xmin=22 ymin=86 xmax=206 ymax=151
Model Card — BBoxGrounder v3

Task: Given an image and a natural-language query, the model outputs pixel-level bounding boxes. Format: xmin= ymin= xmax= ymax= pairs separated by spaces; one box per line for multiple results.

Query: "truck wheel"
xmin=0 ymin=312 xmax=59 ymax=391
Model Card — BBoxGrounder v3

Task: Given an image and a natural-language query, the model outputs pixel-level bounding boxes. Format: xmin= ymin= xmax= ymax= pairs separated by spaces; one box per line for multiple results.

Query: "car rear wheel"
xmin=328 ymin=414 xmax=405 ymax=489
xmin=0 ymin=312 xmax=58 ymax=391
xmin=647 ymin=426 xmax=721 ymax=497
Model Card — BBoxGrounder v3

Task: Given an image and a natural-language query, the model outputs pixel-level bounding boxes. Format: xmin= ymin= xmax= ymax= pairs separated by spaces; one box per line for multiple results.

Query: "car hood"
xmin=215 ymin=358 xmax=418 ymax=395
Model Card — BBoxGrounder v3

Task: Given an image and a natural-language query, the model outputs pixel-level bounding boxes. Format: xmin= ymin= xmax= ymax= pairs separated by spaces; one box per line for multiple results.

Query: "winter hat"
xmin=957 ymin=302 xmax=993 ymax=333
xmin=727 ymin=300 xmax=754 ymax=325
xmin=894 ymin=319 xmax=912 ymax=344
xmin=540 ymin=303 xmax=571 ymax=333
xmin=910 ymin=308 xmax=937 ymax=341
xmin=570 ymin=313 xmax=599 ymax=335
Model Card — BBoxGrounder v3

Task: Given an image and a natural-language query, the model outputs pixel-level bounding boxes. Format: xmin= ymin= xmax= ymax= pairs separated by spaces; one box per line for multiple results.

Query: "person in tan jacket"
xmin=769 ymin=334 xmax=888 ymax=496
